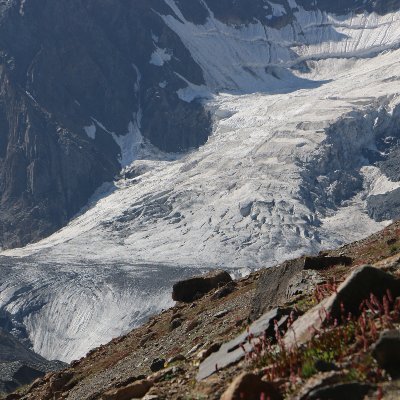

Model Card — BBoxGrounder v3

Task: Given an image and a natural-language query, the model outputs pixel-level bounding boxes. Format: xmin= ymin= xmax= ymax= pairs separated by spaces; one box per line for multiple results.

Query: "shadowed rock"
xmin=372 ymin=329 xmax=400 ymax=377
xmin=303 ymin=255 xmax=352 ymax=270
xmin=172 ymin=270 xmax=232 ymax=303
xmin=304 ymin=382 xmax=373 ymax=400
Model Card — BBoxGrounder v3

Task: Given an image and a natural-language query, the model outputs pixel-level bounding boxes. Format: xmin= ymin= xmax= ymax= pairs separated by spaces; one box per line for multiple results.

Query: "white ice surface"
xmin=84 ymin=124 xmax=96 ymax=140
xmin=2 ymin=2 xmax=400 ymax=362
xmin=150 ymin=46 xmax=172 ymax=66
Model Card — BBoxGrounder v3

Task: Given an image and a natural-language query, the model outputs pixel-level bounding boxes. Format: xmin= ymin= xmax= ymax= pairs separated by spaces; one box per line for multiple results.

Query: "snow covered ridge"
xmin=2 ymin=0 xmax=400 ymax=363
xmin=162 ymin=1 xmax=400 ymax=94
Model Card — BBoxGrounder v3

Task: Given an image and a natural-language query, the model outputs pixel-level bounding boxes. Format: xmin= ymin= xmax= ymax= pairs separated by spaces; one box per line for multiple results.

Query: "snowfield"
xmin=2 ymin=1 xmax=400 ymax=362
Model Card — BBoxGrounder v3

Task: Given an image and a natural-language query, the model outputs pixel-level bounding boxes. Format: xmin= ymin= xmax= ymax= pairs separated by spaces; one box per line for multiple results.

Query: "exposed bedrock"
xmin=0 ymin=0 xmax=211 ymax=248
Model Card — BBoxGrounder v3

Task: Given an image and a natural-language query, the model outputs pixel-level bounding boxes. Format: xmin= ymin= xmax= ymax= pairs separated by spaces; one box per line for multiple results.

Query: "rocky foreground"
xmin=3 ymin=221 xmax=400 ymax=400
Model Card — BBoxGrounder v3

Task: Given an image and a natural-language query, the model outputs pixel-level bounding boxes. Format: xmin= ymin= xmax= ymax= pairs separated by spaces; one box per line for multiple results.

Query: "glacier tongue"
xmin=3 ymin=2 xmax=400 ymax=362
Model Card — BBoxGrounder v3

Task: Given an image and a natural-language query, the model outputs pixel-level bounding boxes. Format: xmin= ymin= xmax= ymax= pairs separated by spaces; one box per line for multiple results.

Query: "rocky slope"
xmin=3 ymin=220 xmax=400 ymax=399
xmin=0 ymin=329 xmax=64 ymax=395
xmin=2 ymin=0 xmax=400 ymax=375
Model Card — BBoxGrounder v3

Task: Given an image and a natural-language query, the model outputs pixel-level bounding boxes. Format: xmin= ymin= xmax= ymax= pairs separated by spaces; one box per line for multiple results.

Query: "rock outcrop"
xmin=172 ymin=270 xmax=232 ymax=303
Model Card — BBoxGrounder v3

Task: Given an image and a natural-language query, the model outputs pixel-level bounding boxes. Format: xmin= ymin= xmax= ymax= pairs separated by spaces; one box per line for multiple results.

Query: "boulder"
xmin=150 ymin=359 xmax=165 ymax=373
xmin=185 ymin=319 xmax=200 ymax=333
xmin=172 ymin=271 xmax=232 ymax=303
xmin=49 ymin=371 xmax=73 ymax=392
xmin=170 ymin=318 xmax=183 ymax=331
xmin=303 ymin=256 xmax=352 ymax=270
xmin=285 ymin=266 xmax=400 ymax=347
xmin=101 ymin=379 xmax=152 ymax=400
xmin=220 ymin=373 xmax=282 ymax=400
xmin=372 ymin=330 xmax=400 ymax=376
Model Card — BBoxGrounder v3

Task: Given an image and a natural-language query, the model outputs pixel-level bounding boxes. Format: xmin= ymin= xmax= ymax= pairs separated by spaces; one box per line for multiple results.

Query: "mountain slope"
xmin=7 ymin=220 xmax=400 ymax=400
xmin=1 ymin=0 xmax=400 ymax=364
xmin=0 ymin=329 xmax=64 ymax=394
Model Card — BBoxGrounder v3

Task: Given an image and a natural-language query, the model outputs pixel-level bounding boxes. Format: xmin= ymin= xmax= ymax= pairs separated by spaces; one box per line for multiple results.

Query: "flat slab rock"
xmin=197 ymin=308 xmax=289 ymax=381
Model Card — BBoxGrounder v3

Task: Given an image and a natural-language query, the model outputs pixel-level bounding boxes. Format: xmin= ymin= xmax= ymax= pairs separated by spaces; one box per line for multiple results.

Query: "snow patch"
xmin=175 ymin=73 xmax=211 ymax=102
xmin=162 ymin=3 xmax=400 ymax=92
xmin=267 ymin=2 xmax=286 ymax=18
xmin=361 ymin=165 xmax=400 ymax=196
xmin=150 ymin=47 xmax=172 ymax=66
xmin=84 ymin=124 xmax=96 ymax=140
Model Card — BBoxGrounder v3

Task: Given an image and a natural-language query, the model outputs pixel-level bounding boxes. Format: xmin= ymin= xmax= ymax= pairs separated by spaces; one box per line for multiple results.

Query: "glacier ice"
xmin=2 ymin=2 xmax=400 ymax=362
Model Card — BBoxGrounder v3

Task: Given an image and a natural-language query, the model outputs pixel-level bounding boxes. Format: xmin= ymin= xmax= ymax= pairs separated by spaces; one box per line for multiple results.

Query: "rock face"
xmin=251 ymin=256 xmax=349 ymax=320
xmin=367 ymin=188 xmax=400 ymax=222
xmin=0 ymin=329 xmax=64 ymax=394
xmin=250 ymin=259 xmax=304 ymax=320
xmin=172 ymin=270 xmax=232 ymax=303
xmin=0 ymin=0 xmax=212 ymax=249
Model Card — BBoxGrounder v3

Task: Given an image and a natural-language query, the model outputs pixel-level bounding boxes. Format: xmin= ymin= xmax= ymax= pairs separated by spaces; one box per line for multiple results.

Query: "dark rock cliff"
xmin=0 ymin=0 xmax=211 ymax=248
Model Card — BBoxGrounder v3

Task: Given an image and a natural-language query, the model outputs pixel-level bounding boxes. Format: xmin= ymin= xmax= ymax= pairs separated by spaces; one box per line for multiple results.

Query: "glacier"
xmin=2 ymin=0 xmax=400 ymax=362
